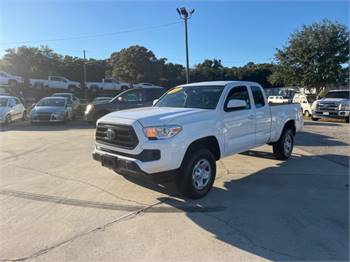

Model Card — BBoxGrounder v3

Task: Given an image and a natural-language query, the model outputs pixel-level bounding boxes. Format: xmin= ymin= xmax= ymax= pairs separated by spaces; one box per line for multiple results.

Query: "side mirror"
xmin=227 ymin=99 xmax=247 ymax=109
xmin=153 ymin=99 xmax=159 ymax=106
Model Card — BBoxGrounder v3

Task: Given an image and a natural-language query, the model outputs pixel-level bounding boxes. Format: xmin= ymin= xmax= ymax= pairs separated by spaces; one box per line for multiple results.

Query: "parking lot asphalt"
xmin=0 ymin=120 xmax=348 ymax=261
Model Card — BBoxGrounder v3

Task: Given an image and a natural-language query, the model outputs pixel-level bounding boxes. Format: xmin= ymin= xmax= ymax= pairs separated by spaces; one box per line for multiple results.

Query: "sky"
xmin=0 ymin=0 xmax=349 ymax=67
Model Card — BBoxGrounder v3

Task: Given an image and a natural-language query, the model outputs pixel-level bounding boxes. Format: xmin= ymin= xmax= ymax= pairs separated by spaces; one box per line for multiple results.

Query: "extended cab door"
xmin=250 ymin=85 xmax=271 ymax=146
xmin=222 ymin=85 xmax=255 ymax=155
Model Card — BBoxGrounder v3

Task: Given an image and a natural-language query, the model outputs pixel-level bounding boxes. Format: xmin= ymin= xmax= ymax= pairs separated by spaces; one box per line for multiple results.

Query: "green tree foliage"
xmin=109 ymin=45 xmax=164 ymax=84
xmin=0 ymin=46 xmax=109 ymax=83
xmin=270 ymin=19 xmax=349 ymax=91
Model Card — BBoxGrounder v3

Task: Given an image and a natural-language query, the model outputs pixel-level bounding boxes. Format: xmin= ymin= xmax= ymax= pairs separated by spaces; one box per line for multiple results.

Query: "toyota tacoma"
xmin=92 ymin=81 xmax=303 ymax=198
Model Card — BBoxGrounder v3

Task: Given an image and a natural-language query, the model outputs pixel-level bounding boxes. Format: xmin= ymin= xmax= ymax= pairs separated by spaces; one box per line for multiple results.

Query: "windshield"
xmin=0 ymin=98 xmax=8 ymax=107
xmin=156 ymin=85 xmax=224 ymax=109
xmin=37 ymin=98 xmax=66 ymax=107
xmin=52 ymin=94 xmax=71 ymax=100
xmin=325 ymin=91 xmax=349 ymax=99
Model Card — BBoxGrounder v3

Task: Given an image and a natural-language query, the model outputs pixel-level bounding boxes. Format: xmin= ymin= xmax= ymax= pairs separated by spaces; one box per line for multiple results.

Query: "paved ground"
xmin=0 ymin=120 xmax=348 ymax=261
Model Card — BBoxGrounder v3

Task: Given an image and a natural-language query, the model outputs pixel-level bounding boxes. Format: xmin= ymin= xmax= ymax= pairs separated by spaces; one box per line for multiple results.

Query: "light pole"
xmin=177 ymin=7 xmax=195 ymax=84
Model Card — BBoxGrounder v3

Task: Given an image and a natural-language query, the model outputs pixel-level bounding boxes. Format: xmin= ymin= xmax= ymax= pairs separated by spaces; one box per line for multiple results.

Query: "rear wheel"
xmin=176 ymin=149 xmax=216 ymax=199
xmin=304 ymin=111 xmax=310 ymax=118
xmin=4 ymin=114 xmax=11 ymax=125
xmin=311 ymin=117 xmax=319 ymax=121
xmin=272 ymin=128 xmax=294 ymax=160
xmin=22 ymin=110 xmax=27 ymax=121
xmin=68 ymin=86 xmax=76 ymax=93
xmin=346 ymin=117 xmax=349 ymax=123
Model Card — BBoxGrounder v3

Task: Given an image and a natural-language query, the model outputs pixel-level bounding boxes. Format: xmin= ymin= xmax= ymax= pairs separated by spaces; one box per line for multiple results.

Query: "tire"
xmin=22 ymin=111 xmax=27 ymax=121
xmin=68 ymin=86 xmax=76 ymax=93
xmin=272 ymin=128 xmax=294 ymax=160
xmin=176 ymin=148 xmax=216 ymax=199
xmin=304 ymin=111 xmax=310 ymax=118
xmin=8 ymin=80 xmax=18 ymax=88
xmin=311 ymin=117 xmax=319 ymax=121
xmin=91 ymin=86 xmax=99 ymax=93
xmin=4 ymin=114 xmax=11 ymax=125
xmin=346 ymin=117 xmax=349 ymax=123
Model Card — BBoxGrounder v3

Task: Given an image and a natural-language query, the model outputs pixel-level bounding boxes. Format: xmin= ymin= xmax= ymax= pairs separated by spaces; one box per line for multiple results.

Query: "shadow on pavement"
xmin=296 ymin=131 xmax=347 ymax=147
xmin=304 ymin=121 xmax=342 ymax=127
xmin=123 ymin=153 xmax=349 ymax=261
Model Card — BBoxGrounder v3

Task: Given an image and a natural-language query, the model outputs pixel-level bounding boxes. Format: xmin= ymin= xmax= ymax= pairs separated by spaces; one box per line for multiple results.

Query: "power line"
xmin=0 ymin=21 xmax=182 ymax=45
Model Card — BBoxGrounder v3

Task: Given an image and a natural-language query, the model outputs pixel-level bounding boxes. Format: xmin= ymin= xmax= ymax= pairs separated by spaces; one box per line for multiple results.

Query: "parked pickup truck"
xmin=30 ymin=76 xmax=81 ymax=92
xmin=311 ymin=90 xmax=350 ymax=123
xmin=92 ymin=81 xmax=303 ymax=198
xmin=86 ymin=79 xmax=130 ymax=92
xmin=0 ymin=71 xmax=23 ymax=88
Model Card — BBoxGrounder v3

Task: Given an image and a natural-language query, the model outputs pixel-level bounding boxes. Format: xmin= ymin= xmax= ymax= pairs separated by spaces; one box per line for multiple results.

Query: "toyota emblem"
xmin=106 ymin=128 xmax=116 ymax=141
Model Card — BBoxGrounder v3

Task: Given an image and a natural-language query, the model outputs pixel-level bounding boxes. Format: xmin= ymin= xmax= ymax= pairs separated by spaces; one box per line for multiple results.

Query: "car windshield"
xmin=37 ymin=98 xmax=66 ymax=107
xmin=325 ymin=91 xmax=349 ymax=99
xmin=156 ymin=85 xmax=225 ymax=110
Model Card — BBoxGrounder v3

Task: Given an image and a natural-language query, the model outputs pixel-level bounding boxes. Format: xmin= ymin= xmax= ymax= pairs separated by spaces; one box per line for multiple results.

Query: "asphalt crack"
xmin=0 ymin=201 xmax=163 ymax=262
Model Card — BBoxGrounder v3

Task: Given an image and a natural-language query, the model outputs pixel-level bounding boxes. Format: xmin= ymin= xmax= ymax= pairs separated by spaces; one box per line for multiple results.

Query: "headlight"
xmin=339 ymin=104 xmax=349 ymax=111
xmin=85 ymin=104 xmax=93 ymax=114
xmin=143 ymin=125 xmax=182 ymax=140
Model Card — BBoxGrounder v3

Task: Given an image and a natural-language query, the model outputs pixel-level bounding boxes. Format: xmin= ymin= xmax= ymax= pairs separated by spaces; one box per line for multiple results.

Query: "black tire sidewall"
xmin=177 ymin=149 xmax=216 ymax=199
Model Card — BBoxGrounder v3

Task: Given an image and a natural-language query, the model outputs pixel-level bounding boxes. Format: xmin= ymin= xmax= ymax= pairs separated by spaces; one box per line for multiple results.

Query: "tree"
xmin=110 ymin=45 xmax=164 ymax=84
xmin=270 ymin=19 xmax=349 ymax=91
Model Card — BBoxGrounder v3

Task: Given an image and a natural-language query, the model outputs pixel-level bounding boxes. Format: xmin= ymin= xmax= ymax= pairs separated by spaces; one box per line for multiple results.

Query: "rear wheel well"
xmin=182 ymin=136 xmax=221 ymax=166
xmin=284 ymin=120 xmax=296 ymax=135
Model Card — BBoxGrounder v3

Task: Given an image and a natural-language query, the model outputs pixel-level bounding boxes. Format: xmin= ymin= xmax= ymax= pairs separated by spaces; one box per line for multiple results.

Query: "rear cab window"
xmin=251 ymin=86 xmax=265 ymax=108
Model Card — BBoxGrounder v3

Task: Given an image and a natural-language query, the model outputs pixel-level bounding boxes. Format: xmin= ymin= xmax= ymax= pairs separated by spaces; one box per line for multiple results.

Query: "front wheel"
xmin=272 ymin=128 xmax=294 ymax=160
xmin=176 ymin=149 xmax=216 ymax=199
xmin=311 ymin=117 xmax=319 ymax=121
xmin=4 ymin=114 xmax=11 ymax=125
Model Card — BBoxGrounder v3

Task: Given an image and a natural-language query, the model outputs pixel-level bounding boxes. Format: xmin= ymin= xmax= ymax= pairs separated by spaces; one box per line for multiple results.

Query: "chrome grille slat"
xmin=95 ymin=123 xmax=138 ymax=149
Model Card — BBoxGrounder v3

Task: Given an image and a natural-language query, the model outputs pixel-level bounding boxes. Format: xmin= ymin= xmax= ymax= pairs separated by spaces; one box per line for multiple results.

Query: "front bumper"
xmin=312 ymin=110 xmax=349 ymax=119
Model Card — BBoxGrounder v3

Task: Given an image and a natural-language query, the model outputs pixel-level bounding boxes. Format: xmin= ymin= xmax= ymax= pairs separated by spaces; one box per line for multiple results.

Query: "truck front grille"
xmin=317 ymin=103 xmax=338 ymax=111
xmin=95 ymin=123 xmax=139 ymax=149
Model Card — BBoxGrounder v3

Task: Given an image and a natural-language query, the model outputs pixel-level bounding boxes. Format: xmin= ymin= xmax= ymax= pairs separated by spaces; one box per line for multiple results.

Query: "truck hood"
xmin=101 ymin=106 xmax=211 ymax=126
xmin=318 ymin=98 xmax=349 ymax=104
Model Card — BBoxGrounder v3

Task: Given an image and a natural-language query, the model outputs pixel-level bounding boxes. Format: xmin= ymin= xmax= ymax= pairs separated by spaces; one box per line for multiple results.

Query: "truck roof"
xmin=180 ymin=81 xmax=260 ymax=87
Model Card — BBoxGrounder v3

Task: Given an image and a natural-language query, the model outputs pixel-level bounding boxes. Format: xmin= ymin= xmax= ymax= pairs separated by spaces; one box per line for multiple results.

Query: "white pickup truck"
xmin=311 ymin=90 xmax=350 ymax=123
xmin=0 ymin=71 xmax=23 ymax=88
xmin=86 ymin=79 xmax=130 ymax=92
xmin=93 ymin=81 xmax=303 ymax=198
xmin=30 ymin=76 xmax=81 ymax=92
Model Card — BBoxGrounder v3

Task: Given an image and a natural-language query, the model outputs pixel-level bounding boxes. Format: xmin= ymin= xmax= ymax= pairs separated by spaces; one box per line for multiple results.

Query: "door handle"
xmin=248 ymin=115 xmax=254 ymax=119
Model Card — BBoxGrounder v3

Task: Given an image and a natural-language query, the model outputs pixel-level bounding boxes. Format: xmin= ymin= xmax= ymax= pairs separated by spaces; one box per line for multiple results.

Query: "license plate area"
xmin=101 ymin=155 xmax=117 ymax=169
xmin=323 ymin=112 xmax=329 ymax=116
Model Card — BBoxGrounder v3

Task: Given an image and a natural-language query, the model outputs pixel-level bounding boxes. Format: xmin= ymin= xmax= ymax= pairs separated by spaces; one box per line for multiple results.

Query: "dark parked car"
xmin=84 ymin=87 xmax=165 ymax=123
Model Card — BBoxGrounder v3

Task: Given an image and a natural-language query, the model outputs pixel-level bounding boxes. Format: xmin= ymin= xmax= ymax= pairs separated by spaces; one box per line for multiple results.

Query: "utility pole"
xmin=83 ymin=49 xmax=87 ymax=100
xmin=177 ymin=7 xmax=195 ymax=84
